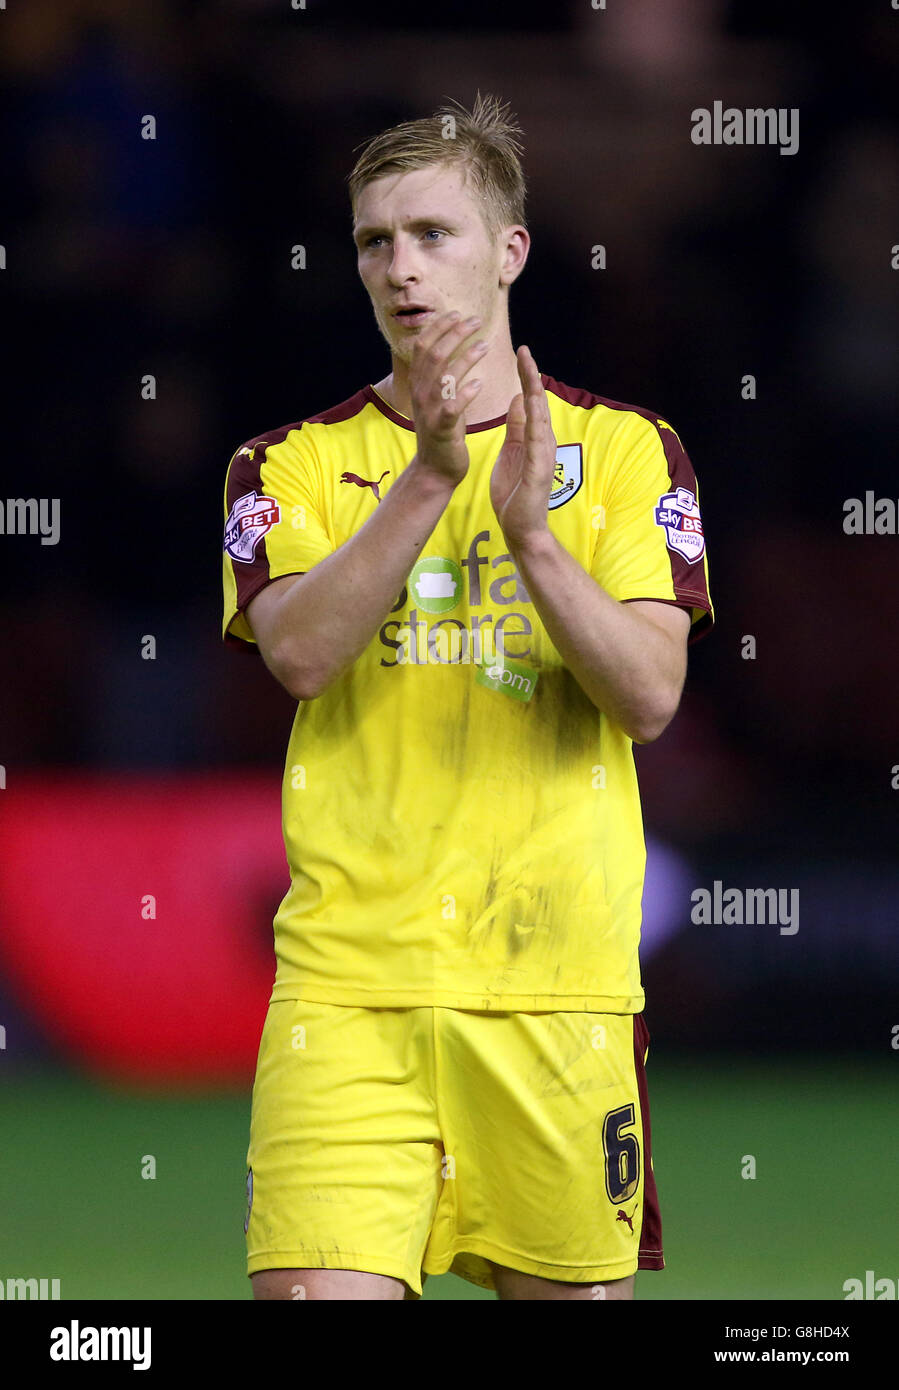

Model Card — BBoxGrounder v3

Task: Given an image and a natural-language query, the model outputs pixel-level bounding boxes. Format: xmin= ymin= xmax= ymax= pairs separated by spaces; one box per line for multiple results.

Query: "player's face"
xmin=353 ymin=163 xmax=510 ymax=367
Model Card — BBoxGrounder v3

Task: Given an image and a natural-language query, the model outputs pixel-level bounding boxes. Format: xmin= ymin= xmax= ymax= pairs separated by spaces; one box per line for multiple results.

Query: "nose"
xmin=386 ymin=233 xmax=420 ymax=287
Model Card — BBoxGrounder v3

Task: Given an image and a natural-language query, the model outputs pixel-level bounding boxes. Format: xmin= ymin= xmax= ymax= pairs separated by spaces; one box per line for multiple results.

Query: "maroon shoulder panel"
xmin=543 ymin=376 xmax=713 ymax=637
xmin=224 ymin=390 xmax=373 ymax=630
xmin=224 ymin=438 xmax=278 ymax=620
xmin=304 ymin=386 xmax=371 ymax=426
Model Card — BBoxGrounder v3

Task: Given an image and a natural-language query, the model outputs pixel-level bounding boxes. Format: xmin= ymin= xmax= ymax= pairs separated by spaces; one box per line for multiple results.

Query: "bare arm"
xmin=509 ymin=523 xmax=691 ymax=742
xmin=494 ymin=344 xmax=693 ymax=743
xmin=246 ymin=311 xmax=489 ymax=700
xmin=247 ymin=462 xmax=455 ymax=700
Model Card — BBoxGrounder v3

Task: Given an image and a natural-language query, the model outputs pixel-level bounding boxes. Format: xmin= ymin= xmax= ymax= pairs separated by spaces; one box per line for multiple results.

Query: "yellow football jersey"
xmin=223 ymin=376 xmax=713 ymax=1011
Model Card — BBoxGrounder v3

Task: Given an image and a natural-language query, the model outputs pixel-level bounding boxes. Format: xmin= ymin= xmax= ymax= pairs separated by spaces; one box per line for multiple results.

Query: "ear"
xmin=499 ymin=225 xmax=530 ymax=287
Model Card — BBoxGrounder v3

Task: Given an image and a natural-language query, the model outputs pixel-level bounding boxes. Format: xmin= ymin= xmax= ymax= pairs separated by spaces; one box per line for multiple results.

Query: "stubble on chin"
xmin=391 ymin=340 xmax=413 ymax=367
xmin=374 ymin=311 xmax=412 ymax=366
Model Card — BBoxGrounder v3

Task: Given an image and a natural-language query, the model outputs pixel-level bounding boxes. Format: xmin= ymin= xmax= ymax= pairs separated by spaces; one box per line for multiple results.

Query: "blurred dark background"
xmin=1 ymin=0 xmax=897 ymax=1073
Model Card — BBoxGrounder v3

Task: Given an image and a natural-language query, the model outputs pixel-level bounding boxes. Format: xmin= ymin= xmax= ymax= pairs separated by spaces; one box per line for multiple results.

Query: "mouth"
xmin=392 ymin=305 xmax=433 ymax=327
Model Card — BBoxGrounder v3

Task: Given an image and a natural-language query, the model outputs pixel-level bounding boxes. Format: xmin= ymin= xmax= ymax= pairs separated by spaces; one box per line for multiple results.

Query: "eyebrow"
xmin=352 ymin=216 xmax=460 ymax=246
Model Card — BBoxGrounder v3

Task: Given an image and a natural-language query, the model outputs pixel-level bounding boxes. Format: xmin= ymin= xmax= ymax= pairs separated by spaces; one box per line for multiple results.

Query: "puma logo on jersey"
xmin=341 ymin=470 xmax=390 ymax=501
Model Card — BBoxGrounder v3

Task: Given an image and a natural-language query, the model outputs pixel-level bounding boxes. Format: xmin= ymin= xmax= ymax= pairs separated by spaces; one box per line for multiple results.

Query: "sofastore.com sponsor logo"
xmin=379 ymin=529 xmax=533 ymax=667
xmin=408 ymin=556 xmax=464 ymax=614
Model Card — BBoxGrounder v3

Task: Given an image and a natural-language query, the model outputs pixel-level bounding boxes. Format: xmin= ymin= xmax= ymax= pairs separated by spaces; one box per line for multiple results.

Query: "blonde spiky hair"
xmin=348 ymin=91 xmax=527 ymax=241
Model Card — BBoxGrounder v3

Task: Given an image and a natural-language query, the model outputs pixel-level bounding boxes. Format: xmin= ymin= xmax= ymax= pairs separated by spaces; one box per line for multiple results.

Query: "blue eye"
xmin=362 ymin=229 xmax=443 ymax=249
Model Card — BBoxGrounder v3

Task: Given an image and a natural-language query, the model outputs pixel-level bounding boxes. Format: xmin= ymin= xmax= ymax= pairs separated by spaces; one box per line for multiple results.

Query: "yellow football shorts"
xmin=244 ymin=1000 xmax=664 ymax=1295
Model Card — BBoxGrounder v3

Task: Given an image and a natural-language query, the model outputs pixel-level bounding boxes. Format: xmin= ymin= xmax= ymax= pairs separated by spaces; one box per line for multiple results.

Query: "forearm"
xmin=508 ymin=529 xmax=685 ymax=742
xmin=266 ymin=460 xmax=456 ymax=698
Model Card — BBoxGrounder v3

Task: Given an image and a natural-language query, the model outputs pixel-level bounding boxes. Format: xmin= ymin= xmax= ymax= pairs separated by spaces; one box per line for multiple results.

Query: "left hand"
xmin=490 ymin=345 xmax=557 ymax=548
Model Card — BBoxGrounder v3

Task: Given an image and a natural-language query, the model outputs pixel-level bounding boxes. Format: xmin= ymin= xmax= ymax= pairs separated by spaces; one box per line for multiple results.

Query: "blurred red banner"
xmin=0 ymin=775 xmax=285 ymax=1082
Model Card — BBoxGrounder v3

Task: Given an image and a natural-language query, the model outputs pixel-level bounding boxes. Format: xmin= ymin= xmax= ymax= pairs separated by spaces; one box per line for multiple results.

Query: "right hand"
xmin=408 ymin=312 xmax=488 ymax=486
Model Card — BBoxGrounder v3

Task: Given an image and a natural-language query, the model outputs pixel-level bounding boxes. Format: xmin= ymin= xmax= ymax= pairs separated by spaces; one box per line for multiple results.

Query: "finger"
xmin=504 ymin=391 xmax=526 ymax=443
xmin=418 ymin=308 xmax=463 ymax=350
xmin=438 ymin=336 xmax=490 ymax=396
xmin=515 ymin=353 xmax=555 ymax=487
xmin=517 ymin=343 xmax=540 ymax=383
xmin=412 ymin=318 xmax=487 ymax=427
xmin=522 ymin=367 xmax=551 ymax=444
xmin=517 ymin=346 xmax=546 ymax=413
xmin=429 ymin=375 xmax=482 ymax=434
xmin=420 ymin=312 xmax=483 ymax=363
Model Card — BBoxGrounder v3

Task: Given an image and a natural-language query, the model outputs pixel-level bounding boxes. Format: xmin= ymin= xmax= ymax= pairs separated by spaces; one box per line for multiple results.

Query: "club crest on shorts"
xmin=654 ymin=486 xmax=705 ymax=563
xmin=548 ymin=444 xmax=583 ymax=510
xmin=224 ymin=490 xmax=280 ymax=563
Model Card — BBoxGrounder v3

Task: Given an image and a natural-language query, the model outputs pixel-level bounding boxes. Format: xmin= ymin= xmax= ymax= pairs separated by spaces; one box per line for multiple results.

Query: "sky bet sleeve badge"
xmin=547 ymin=443 xmax=583 ymax=510
xmin=224 ymin=490 xmax=281 ymax=563
xmin=654 ymin=486 xmax=705 ymax=563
